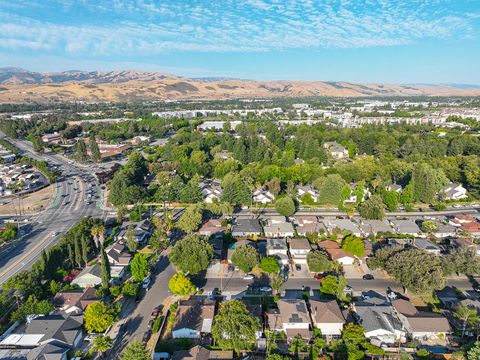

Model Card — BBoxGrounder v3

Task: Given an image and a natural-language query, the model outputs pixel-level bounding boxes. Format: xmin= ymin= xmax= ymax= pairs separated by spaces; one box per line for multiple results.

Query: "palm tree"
xmin=454 ymin=305 xmax=478 ymax=337
xmin=92 ymin=335 xmax=112 ymax=358
xmin=91 ymin=223 xmax=105 ymax=249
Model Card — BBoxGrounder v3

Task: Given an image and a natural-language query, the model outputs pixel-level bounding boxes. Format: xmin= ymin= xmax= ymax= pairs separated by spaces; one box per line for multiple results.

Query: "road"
xmin=109 ymin=253 xmax=176 ymax=357
xmin=0 ymin=133 xmax=103 ymax=285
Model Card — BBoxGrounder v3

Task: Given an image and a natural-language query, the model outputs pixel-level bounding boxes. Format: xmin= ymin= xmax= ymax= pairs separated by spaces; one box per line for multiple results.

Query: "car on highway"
xmin=51 ymin=231 xmax=58 ymax=237
xmin=362 ymin=274 xmax=375 ymax=280
xmin=243 ymin=273 xmax=254 ymax=280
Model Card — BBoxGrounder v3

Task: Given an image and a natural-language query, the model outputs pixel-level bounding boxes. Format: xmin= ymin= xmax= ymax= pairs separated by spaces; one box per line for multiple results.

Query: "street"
xmin=0 ymin=133 xmax=102 ymax=285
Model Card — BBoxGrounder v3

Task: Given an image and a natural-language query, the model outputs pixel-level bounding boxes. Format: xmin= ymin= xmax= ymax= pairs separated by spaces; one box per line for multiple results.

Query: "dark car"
xmin=295 ymin=264 xmax=301 ymax=271
xmin=313 ymin=273 xmax=324 ymax=281
xmin=362 ymin=274 xmax=375 ymax=280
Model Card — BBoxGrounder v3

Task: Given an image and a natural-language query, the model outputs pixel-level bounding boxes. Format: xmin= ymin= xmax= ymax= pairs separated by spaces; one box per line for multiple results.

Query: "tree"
xmin=467 ymin=342 xmax=480 ymax=360
xmin=130 ymin=253 xmax=149 ymax=282
xmin=309 ymin=336 xmax=327 ymax=360
xmin=90 ymin=135 xmax=101 ymax=163
xmin=119 ymin=341 xmax=150 ymax=360
xmin=412 ymin=163 xmax=449 ymax=203
xmin=122 ymin=281 xmax=139 ymax=298
xmin=75 ymin=139 xmax=88 ymax=162
xmin=74 ymin=237 xmax=82 ymax=268
xmin=178 ymin=178 xmax=203 ymax=203
xmin=314 ymin=174 xmax=347 ymax=206
xmin=454 ymin=306 xmax=478 ymax=337
xmin=289 ymin=335 xmax=307 ymax=357
xmin=421 ymin=220 xmax=439 ymax=233
xmin=11 ymin=295 xmax=54 ymax=322
xmin=385 ymin=249 xmax=446 ymax=293
xmin=221 ymin=174 xmax=251 ymax=205
xmin=231 ymin=245 xmax=259 ymax=273
xmin=341 ymin=235 xmax=365 ymax=257
xmin=342 ymin=323 xmax=366 ymax=345
xmin=320 ymin=275 xmax=347 ymax=300
xmin=358 ymin=194 xmax=385 ymax=220
xmin=91 ymin=223 xmax=105 ymax=249
xmin=81 ymin=236 xmax=89 ymax=266
xmin=168 ymin=272 xmax=196 ymax=295
xmin=92 ymin=335 xmax=112 ymax=358
xmin=383 ymin=190 xmax=399 ymax=211
xmin=126 ymin=226 xmax=138 ymax=253
xmin=307 ymin=251 xmax=332 ymax=273
xmin=176 ymin=205 xmax=203 ymax=233
xmin=260 ymin=256 xmax=280 ymax=275
xmin=100 ymin=246 xmax=111 ymax=289
xmin=30 ymin=135 xmax=44 ymax=153
xmin=275 ymin=196 xmax=296 ymax=217
xmin=212 ymin=300 xmax=260 ymax=354
xmin=271 ymin=274 xmax=284 ymax=294
xmin=169 ymin=234 xmax=213 ymax=274
xmin=84 ymin=302 xmax=115 ymax=333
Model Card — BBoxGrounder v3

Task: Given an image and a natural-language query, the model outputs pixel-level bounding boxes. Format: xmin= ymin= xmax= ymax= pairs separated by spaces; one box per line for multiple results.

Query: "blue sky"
xmin=0 ymin=0 xmax=479 ymax=84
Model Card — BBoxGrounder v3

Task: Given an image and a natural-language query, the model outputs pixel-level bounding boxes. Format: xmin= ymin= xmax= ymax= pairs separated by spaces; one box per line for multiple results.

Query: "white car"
xmin=259 ymin=286 xmax=272 ymax=292
xmin=142 ymin=277 xmax=151 ymax=289
xmin=51 ymin=231 xmax=58 ymax=237
xmin=243 ymin=274 xmax=254 ymax=280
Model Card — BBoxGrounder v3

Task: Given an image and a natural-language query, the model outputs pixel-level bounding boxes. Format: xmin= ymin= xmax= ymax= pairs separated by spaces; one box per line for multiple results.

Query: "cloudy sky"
xmin=0 ymin=0 xmax=479 ymax=83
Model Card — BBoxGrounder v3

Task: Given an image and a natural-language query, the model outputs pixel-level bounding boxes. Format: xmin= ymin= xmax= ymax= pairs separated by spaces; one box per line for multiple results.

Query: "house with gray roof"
xmin=276 ymin=299 xmax=312 ymax=340
xmin=358 ymin=219 xmax=393 ymax=236
xmin=323 ymin=219 xmax=362 ymax=236
xmin=115 ymin=219 xmax=152 ymax=245
xmin=309 ymin=300 xmax=345 ymax=338
xmin=231 ymin=218 xmax=262 ymax=238
xmin=266 ymin=238 xmax=289 ymax=265
xmin=389 ymin=219 xmax=422 ymax=237
xmin=264 ymin=221 xmax=295 ymax=238
xmin=172 ymin=300 xmax=216 ymax=339
xmin=413 ymin=238 xmax=441 ymax=255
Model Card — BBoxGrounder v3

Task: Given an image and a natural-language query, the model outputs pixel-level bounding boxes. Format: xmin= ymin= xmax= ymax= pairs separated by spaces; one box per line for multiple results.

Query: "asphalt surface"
xmin=0 ymin=134 xmax=102 ymax=285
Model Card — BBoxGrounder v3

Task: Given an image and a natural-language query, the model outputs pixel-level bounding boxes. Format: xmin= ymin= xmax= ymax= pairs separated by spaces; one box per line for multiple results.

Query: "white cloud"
xmin=0 ymin=0 xmax=477 ymax=56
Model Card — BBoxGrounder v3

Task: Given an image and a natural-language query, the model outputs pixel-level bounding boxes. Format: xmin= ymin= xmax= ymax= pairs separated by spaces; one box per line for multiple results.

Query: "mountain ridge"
xmin=0 ymin=67 xmax=479 ymax=103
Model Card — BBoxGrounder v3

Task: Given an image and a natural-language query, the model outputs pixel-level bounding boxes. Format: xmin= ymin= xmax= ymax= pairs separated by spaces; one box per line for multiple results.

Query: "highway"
xmin=0 ymin=133 xmax=103 ymax=285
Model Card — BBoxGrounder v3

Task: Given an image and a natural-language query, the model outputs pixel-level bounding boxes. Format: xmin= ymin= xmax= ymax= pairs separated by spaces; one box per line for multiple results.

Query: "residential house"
xmin=439 ymin=183 xmax=468 ymax=200
xmin=252 ymin=188 xmax=275 ymax=204
xmin=52 ymin=288 xmax=98 ymax=314
xmin=449 ymin=215 xmax=480 ymax=237
xmin=325 ymin=248 xmax=355 ymax=265
xmin=263 ymin=216 xmax=295 ymax=238
xmin=0 ymin=312 xmax=84 ymax=351
xmin=266 ymin=238 xmax=289 ymax=265
xmin=358 ymin=219 xmax=393 ymax=237
xmin=294 ymin=216 xmax=326 ymax=236
xmin=389 ymin=219 xmax=422 ymax=237
xmin=451 ymin=237 xmax=480 ymax=255
xmin=199 ymin=219 xmax=227 ymax=237
xmin=26 ymin=344 xmax=69 ymax=360
xmin=275 ymin=299 xmax=312 ymax=340
xmin=199 ymin=180 xmax=223 ymax=204
xmin=323 ymin=219 xmax=362 ymax=237
xmin=318 ymin=240 xmax=340 ymax=250
xmin=413 ymin=238 xmax=441 ymax=255
xmin=172 ymin=300 xmax=216 ymax=339
xmin=288 ymin=238 xmax=311 ymax=265
xmin=242 ymin=300 xmax=264 ymax=339
xmin=231 ymin=218 xmax=262 ymax=238
xmin=115 ymin=219 xmax=152 ymax=246
xmin=297 ymin=185 xmax=319 ymax=203
xmin=41 ymin=132 xmax=61 ymax=144
xmin=309 ymin=300 xmax=345 ymax=339
xmin=354 ymin=303 xmax=405 ymax=345
xmin=105 ymin=241 xmax=132 ymax=267
xmin=432 ymin=221 xmax=457 ymax=239
xmin=387 ymin=237 xmax=415 ymax=248
xmin=386 ymin=184 xmax=403 ymax=193
xmin=324 ymin=142 xmax=348 ymax=160
xmin=171 ymin=345 xmax=233 ymax=360
xmin=392 ymin=299 xmax=451 ymax=343
xmin=71 ymin=265 xmax=103 ymax=288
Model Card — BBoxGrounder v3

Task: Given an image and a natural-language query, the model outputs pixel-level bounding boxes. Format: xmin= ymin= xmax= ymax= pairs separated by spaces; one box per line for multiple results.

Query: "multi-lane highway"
xmin=0 ymin=133 xmax=103 ymax=285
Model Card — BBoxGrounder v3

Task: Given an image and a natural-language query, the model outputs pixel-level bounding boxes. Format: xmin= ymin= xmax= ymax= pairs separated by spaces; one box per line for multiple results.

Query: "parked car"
xmin=243 ymin=274 xmax=254 ymax=280
xmin=259 ymin=286 xmax=272 ymax=292
xmin=313 ymin=273 xmax=324 ymax=281
xmin=362 ymin=274 xmax=374 ymax=280
xmin=142 ymin=277 xmax=151 ymax=289
xmin=295 ymin=264 xmax=301 ymax=271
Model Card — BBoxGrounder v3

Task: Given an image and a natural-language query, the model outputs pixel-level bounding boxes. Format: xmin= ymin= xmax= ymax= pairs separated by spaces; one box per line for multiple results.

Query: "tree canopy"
xmin=168 ymin=272 xmax=196 ymax=295
xmin=274 ymin=196 xmax=296 ymax=217
xmin=231 ymin=245 xmax=259 ymax=273
xmin=307 ymin=251 xmax=333 ymax=273
xmin=169 ymin=234 xmax=213 ymax=274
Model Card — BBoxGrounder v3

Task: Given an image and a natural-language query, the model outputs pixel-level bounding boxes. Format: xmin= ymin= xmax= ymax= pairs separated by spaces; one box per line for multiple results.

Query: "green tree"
xmin=358 ymin=194 xmax=385 ymax=220
xmin=130 ymin=253 xmax=149 ymax=282
xmin=74 ymin=237 xmax=82 ymax=268
xmin=342 ymin=323 xmax=366 ymax=345
xmin=260 ymin=256 xmax=280 ymax=275
xmin=341 ymin=235 xmax=365 ymax=257
xmin=92 ymin=335 xmax=112 ymax=358
xmin=314 ymin=174 xmax=347 ymax=206
xmin=178 ymin=178 xmax=203 ymax=203
xmin=309 ymin=336 xmax=327 ymax=360
xmin=75 ymin=139 xmax=88 ymax=162
xmin=412 ymin=163 xmax=449 ymax=203
xmin=221 ymin=174 xmax=251 ymax=205
xmin=125 ymin=226 xmax=138 ymax=253
xmin=90 ymin=135 xmax=101 ymax=163
xmin=231 ymin=245 xmax=259 ymax=273
xmin=383 ymin=190 xmax=399 ymax=211
xmin=212 ymin=300 xmax=260 ymax=354
xmin=100 ymin=246 xmax=111 ymax=289
xmin=30 ymin=135 xmax=44 ymax=153
xmin=320 ymin=275 xmax=347 ymax=300
xmin=176 ymin=205 xmax=203 ymax=233
xmin=275 ymin=196 xmax=296 ymax=217
xmin=11 ymin=295 xmax=54 ymax=322
xmin=169 ymin=234 xmax=213 ymax=274
xmin=467 ymin=342 xmax=480 ymax=360
xmin=307 ymin=251 xmax=332 ymax=273
xmin=168 ymin=272 xmax=196 ymax=295
xmin=421 ymin=220 xmax=439 ymax=233
xmin=289 ymin=335 xmax=307 ymax=357
xmin=121 ymin=281 xmax=139 ymax=298
xmin=81 ymin=236 xmax=89 ymax=266
xmin=119 ymin=341 xmax=150 ymax=360
xmin=454 ymin=306 xmax=478 ymax=337
xmin=84 ymin=301 xmax=115 ymax=333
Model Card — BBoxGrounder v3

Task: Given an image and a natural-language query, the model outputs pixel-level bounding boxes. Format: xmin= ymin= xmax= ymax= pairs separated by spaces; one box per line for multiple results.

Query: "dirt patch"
xmin=0 ymin=185 xmax=55 ymax=215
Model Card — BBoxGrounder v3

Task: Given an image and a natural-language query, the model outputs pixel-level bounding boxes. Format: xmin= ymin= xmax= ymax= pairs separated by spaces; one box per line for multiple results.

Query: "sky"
xmin=0 ymin=0 xmax=480 ymax=84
